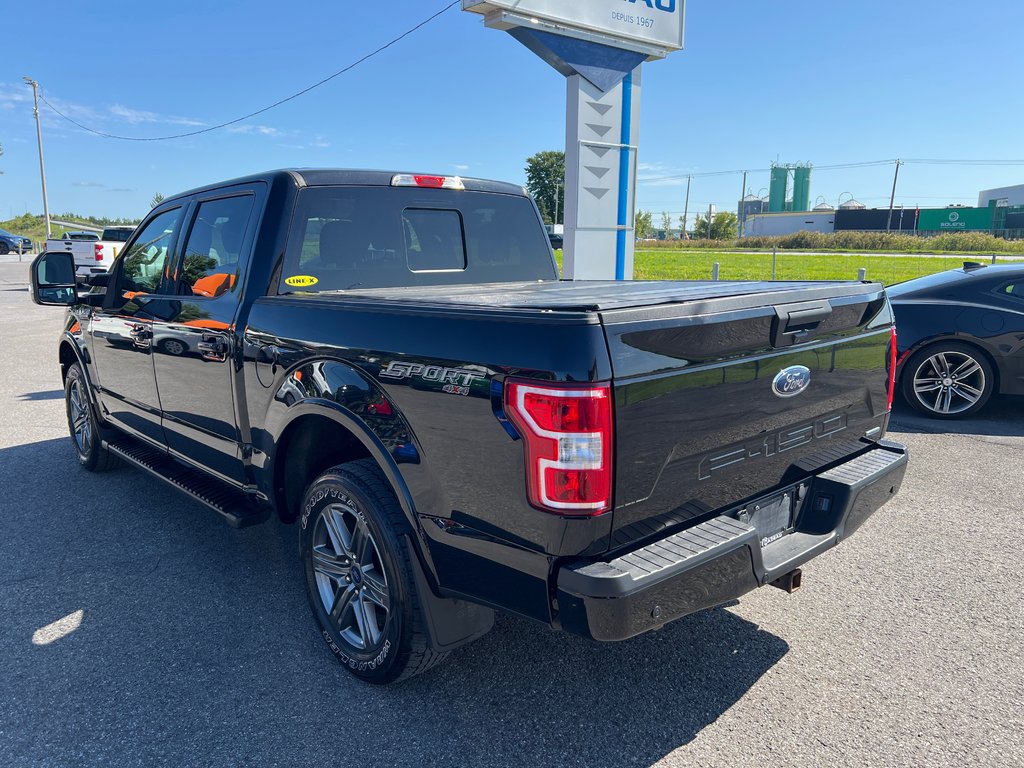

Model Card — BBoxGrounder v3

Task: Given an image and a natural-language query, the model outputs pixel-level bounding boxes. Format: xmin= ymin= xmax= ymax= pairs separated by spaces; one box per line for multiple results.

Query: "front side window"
xmin=178 ymin=195 xmax=255 ymax=299
xmin=119 ymin=208 xmax=182 ymax=295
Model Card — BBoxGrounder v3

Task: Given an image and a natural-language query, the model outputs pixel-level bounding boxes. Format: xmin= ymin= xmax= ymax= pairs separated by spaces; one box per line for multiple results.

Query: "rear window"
xmin=279 ymin=186 xmax=555 ymax=293
xmin=102 ymin=228 xmax=134 ymax=242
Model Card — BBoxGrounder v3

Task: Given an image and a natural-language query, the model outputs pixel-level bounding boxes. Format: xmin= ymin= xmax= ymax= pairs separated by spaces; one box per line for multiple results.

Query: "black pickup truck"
xmin=31 ymin=169 xmax=907 ymax=683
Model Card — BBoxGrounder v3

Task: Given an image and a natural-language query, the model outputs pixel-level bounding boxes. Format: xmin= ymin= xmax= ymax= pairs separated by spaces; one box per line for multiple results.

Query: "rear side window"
xmin=1001 ymin=281 xmax=1024 ymax=299
xmin=280 ymin=186 xmax=555 ymax=293
xmin=177 ymin=195 xmax=255 ymax=299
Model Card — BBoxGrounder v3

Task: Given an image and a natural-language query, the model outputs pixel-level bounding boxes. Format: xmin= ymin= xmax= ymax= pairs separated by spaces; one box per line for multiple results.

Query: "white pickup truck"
xmin=46 ymin=225 xmax=136 ymax=277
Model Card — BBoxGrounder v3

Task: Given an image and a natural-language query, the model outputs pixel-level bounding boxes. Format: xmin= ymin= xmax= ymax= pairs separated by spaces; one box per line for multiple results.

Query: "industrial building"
xmin=979 ymin=184 xmax=1024 ymax=207
xmin=737 ymin=165 xmax=1024 ymax=238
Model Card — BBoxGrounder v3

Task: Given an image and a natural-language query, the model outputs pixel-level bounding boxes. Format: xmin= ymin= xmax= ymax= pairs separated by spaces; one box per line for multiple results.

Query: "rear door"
xmin=151 ymin=185 xmax=263 ymax=486
xmin=602 ymin=284 xmax=894 ymax=550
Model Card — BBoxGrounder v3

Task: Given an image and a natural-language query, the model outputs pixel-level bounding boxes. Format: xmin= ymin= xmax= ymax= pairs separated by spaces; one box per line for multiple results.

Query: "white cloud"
xmin=454 ymin=164 xmax=470 ymax=171
xmin=110 ymin=103 xmax=206 ymax=127
xmin=227 ymin=124 xmax=282 ymax=137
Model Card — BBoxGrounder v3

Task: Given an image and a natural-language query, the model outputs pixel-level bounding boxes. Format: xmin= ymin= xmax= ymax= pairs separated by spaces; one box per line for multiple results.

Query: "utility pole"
xmin=738 ymin=170 xmax=747 ymax=237
xmin=682 ymin=175 xmax=691 ymax=239
xmin=23 ymin=77 xmax=51 ymax=239
xmin=554 ymin=182 xmax=561 ymax=229
xmin=886 ymin=159 xmax=902 ymax=233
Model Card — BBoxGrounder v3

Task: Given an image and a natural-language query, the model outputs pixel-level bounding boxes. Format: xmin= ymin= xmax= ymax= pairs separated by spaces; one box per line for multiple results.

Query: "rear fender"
xmin=259 ymin=358 xmax=441 ymax=552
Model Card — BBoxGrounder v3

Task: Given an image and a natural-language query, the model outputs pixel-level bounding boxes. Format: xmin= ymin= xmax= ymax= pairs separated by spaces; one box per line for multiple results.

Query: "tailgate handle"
xmin=773 ymin=302 xmax=832 ymax=347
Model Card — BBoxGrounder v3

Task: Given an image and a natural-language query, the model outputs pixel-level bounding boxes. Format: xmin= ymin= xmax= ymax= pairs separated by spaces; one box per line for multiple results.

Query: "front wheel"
xmin=901 ymin=342 xmax=994 ymax=419
xmin=0 ymin=243 xmax=9 ymax=256
xmin=64 ymin=363 xmax=118 ymax=471
xmin=299 ymin=459 xmax=447 ymax=684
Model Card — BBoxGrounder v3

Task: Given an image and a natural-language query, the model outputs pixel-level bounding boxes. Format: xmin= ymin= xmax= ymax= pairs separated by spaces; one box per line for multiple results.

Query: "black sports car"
xmin=889 ymin=262 xmax=1024 ymax=418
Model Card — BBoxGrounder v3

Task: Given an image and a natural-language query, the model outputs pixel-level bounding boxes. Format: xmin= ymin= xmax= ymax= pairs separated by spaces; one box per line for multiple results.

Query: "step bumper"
xmin=555 ymin=441 xmax=908 ymax=641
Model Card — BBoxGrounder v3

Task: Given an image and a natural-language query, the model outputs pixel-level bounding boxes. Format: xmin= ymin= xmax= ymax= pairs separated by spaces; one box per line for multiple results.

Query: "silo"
xmin=793 ymin=166 xmax=812 ymax=212
xmin=768 ymin=166 xmax=788 ymax=212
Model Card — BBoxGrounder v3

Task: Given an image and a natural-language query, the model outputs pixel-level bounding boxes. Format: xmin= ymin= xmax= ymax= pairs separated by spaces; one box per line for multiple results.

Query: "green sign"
xmin=917 ymin=207 xmax=993 ymax=231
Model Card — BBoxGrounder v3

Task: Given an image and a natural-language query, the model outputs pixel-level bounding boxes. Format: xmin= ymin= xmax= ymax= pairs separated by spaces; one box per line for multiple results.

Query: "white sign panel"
xmin=463 ymin=0 xmax=685 ymax=54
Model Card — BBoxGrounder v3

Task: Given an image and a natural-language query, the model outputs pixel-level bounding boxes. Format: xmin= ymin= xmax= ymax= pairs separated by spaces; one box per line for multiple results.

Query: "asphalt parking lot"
xmin=1 ymin=260 xmax=1021 ymax=767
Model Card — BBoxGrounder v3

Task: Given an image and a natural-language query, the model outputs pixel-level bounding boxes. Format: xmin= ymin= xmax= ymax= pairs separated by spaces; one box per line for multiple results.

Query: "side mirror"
xmin=30 ymin=251 xmax=78 ymax=306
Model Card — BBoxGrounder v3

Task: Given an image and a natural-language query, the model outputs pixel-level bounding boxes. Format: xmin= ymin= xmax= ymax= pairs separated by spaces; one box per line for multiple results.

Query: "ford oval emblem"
xmin=772 ymin=366 xmax=811 ymax=398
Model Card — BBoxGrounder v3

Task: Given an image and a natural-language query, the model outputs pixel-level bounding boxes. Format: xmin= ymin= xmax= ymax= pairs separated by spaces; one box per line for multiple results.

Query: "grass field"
xmin=556 ymin=250 xmax=1014 ymax=285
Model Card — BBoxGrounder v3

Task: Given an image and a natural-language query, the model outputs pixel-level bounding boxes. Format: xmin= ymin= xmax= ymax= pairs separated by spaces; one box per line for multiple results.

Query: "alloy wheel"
xmin=311 ymin=502 xmax=391 ymax=651
xmin=911 ymin=350 xmax=986 ymax=416
xmin=68 ymin=377 xmax=93 ymax=457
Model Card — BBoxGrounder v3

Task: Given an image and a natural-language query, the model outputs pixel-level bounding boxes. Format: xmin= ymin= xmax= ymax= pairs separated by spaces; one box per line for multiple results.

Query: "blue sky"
xmin=2 ymin=0 xmax=1022 ymax=223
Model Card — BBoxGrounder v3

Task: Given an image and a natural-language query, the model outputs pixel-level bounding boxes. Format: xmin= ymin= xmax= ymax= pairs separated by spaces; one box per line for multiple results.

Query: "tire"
xmin=64 ymin=363 xmax=119 ymax=471
xmin=160 ymin=338 xmax=187 ymax=356
xmin=0 ymin=243 xmax=9 ymax=255
xmin=299 ymin=459 xmax=447 ymax=683
xmin=900 ymin=341 xmax=994 ymax=419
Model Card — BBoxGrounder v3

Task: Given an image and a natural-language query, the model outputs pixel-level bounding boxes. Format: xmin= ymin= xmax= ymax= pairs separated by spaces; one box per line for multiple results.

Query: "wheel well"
xmin=273 ymin=414 xmax=373 ymax=522
xmin=58 ymin=342 xmax=78 ymax=382
xmin=902 ymin=338 xmax=1001 ymax=391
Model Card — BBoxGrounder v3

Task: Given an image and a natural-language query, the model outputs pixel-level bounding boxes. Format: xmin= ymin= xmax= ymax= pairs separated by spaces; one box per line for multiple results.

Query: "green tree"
xmin=635 ymin=210 xmax=654 ymax=240
xmin=524 ymin=151 xmax=565 ymax=226
xmin=151 ymin=192 xmax=165 ymax=208
xmin=678 ymin=214 xmax=688 ymax=239
xmin=694 ymin=211 xmax=739 ymax=240
xmin=660 ymin=211 xmax=672 ymax=239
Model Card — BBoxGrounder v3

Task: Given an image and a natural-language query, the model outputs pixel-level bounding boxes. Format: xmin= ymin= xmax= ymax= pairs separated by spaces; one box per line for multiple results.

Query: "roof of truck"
xmin=163 ymin=169 xmax=527 ymax=204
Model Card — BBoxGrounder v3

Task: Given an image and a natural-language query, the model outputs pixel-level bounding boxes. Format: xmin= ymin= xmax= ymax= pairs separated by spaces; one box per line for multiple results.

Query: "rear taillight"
xmin=94 ymin=244 xmax=104 ymax=261
xmin=887 ymin=326 xmax=898 ymax=411
xmin=504 ymin=380 xmax=613 ymax=515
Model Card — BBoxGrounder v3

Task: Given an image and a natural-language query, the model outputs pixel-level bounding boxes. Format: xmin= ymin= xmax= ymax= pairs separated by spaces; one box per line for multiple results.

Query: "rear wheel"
xmin=299 ymin=459 xmax=447 ymax=683
xmin=64 ymin=363 xmax=118 ymax=471
xmin=901 ymin=342 xmax=994 ymax=419
xmin=0 ymin=243 xmax=9 ymax=256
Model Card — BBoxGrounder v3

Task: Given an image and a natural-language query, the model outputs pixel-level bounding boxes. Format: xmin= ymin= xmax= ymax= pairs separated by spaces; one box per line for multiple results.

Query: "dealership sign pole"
xmin=463 ymin=1 xmax=686 ymax=280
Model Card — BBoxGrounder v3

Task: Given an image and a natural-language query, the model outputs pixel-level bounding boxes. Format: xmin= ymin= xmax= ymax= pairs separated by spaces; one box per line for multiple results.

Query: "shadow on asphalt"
xmin=16 ymin=389 xmax=64 ymax=401
xmin=889 ymin=395 xmax=1024 ymax=438
xmin=0 ymin=436 xmax=789 ymax=767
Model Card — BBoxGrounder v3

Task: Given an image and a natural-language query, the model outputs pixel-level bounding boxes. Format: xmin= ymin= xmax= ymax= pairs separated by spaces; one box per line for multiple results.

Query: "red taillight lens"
xmin=887 ymin=326 xmax=898 ymax=411
xmin=94 ymin=244 xmax=104 ymax=261
xmin=414 ymin=175 xmax=445 ymax=188
xmin=504 ymin=380 xmax=613 ymax=515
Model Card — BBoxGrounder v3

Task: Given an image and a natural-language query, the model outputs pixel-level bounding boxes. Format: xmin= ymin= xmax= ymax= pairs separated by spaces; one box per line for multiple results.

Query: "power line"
xmin=640 ymin=157 xmax=1024 ymax=184
xmin=38 ymin=1 xmax=459 ymax=142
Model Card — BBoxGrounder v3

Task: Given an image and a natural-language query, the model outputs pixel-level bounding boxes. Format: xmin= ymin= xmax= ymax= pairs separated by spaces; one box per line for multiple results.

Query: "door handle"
xmin=197 ymin=335 xmax=228 ymax=360
xmin=129 ymin=324 xmax=152 ymax=346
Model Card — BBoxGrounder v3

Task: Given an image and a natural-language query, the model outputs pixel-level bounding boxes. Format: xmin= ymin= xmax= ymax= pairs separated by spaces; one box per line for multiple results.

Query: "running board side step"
xmin=104 ymin=435 xmax=269 ymax=529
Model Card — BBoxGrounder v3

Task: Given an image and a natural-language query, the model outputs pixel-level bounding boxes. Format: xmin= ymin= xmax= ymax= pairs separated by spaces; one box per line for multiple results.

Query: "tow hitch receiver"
xmin=771 ymin=568 xmax=802 ymax=593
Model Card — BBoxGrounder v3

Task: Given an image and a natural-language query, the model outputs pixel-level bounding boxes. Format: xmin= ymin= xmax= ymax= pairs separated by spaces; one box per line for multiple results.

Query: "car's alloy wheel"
xmin=63 ymin=363 xmax=118 ymax=471
xmin=311 ymin=501 xmax=391 ymax=651
xmin=162 ymin=339 xmax=186 ymax=356
xmin=904 ymin=343 xmax=994 ymax=418
xmin=299 ymin=459 xmax=449 ymax=683
xmin=68 ymin=376 xmax=93 ymax=457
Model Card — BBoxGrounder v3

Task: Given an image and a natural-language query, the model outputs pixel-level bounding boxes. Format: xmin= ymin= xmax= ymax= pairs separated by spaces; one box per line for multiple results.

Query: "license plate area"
xmin=733 ymin=489 xmax=795 ymax=548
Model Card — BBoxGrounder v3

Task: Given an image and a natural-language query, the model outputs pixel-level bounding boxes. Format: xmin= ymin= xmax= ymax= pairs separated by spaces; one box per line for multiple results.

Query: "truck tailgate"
xmin=601 ymin=281 xmax=894 ymax=552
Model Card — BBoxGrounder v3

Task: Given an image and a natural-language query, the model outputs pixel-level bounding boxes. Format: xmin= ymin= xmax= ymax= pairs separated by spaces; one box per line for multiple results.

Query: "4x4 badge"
xmin=772 ymin=366 xmax=811 ymax=398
